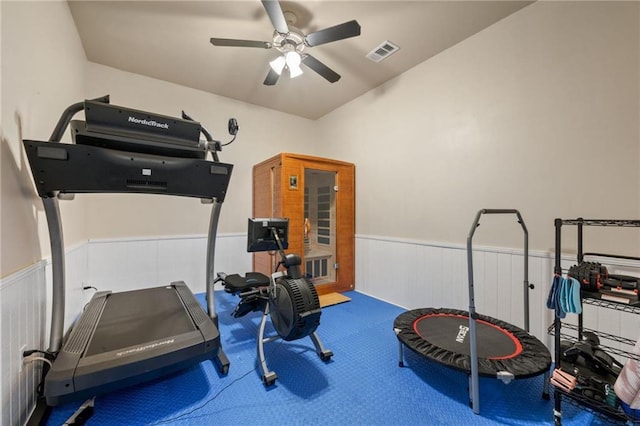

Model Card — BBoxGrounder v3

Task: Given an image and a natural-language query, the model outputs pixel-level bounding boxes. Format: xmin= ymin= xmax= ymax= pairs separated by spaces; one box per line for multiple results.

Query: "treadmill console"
xmin=23 ymin=96 xmax=235 ymax=199
xmin=71 ymin=99 xmax=205 ymax=159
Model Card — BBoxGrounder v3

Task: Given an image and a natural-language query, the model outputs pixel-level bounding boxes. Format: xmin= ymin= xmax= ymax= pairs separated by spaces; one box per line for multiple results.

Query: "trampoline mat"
xmin=394 ymin=307 xmax=551 ymax=378
xmin=414 ymin=313 xmax=522 ymax=359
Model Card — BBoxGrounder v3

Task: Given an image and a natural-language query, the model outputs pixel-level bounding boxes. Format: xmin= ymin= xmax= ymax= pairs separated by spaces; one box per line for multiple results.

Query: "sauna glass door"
xmin=304 ymin=169 xmax=336 ymax=285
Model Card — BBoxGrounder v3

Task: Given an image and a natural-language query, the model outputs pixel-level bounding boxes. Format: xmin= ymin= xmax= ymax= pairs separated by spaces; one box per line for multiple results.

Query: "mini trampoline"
xmin=394 ymin=209 xmax=551 ymax=414
xmin=394 ymin=308 xmax=551 ymax=378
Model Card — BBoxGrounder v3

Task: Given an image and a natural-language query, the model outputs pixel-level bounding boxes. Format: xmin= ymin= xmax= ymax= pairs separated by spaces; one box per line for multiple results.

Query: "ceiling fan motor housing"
xmin=272 ymin=27 xmax=306 ymax=54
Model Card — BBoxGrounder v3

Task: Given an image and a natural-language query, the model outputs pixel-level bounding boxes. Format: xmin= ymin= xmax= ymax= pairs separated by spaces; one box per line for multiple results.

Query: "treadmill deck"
xmin=44 ymin=281 xmax=221 ymax=405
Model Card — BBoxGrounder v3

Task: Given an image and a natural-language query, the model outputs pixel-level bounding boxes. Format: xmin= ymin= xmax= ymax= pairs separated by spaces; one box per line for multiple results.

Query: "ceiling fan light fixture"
xmin=285 ymin=51 xmax=303 ymax=78
xmin=269 ymin=55 xmax=286 ymax=75
xmin=289 ymin=65 xmax=304 ymax=78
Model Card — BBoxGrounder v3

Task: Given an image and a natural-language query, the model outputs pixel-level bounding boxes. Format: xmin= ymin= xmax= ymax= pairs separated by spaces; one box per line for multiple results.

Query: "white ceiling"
xmin=67 ymin=1 xmax=533 ymax=120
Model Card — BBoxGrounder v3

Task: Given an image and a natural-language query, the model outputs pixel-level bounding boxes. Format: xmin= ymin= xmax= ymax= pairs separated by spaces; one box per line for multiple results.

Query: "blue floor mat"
xmin=46 ymin=291 xmax=614 ymax=425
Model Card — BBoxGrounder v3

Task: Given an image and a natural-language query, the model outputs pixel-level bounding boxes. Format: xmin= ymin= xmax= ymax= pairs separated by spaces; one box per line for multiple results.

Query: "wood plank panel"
xmin=252 ymin=155 xmax=282 ymax=275
xmin=252 ymin=153 xmax=355 ymax=295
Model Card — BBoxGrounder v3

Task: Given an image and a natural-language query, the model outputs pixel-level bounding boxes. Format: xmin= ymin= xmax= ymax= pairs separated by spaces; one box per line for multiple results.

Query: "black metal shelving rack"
xmin=552 ymin=218 xmax=640 ymax=425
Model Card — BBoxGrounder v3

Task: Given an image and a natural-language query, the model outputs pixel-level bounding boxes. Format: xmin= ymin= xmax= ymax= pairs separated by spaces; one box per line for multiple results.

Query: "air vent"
xmin=366 ymin=40 xmax=400 ymax=63
xmin=126 ymin=179 xmax=167 ymax=191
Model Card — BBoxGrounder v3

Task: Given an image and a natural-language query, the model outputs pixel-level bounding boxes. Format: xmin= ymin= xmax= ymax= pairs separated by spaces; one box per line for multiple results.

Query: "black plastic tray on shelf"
xmin=552 ymin=386 xmax=631 ymax=424
xmin=581 ymin=290 xmax=640 ymax=309
xmin=552 ymin=357 xmax=634 ymax=424
xmin=548 ymin=323 xmax=640 ymax=362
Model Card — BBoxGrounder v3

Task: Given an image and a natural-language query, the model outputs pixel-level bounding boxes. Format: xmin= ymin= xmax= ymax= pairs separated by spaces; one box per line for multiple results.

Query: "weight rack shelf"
xmin=552 ymin=218 xmax=640 ymax=425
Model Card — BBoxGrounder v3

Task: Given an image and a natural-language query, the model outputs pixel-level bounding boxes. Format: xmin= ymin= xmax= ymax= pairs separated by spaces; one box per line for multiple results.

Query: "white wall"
xmin=1 ymin=0 xmax=89 ymax=277
xmin=318 ymin=1 xmax=640 ymax=254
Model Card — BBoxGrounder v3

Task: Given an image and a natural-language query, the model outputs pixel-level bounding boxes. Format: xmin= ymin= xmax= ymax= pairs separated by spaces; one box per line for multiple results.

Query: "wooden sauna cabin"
xmin=252 ymin=153 xmax=355 ymax=295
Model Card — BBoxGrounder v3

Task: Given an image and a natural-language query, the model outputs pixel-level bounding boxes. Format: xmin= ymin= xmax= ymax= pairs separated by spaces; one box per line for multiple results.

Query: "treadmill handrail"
xmin=43 ymin=97 xmax=111 ymax=351
xmin=49 ymin=95 xmax=110 ymax=143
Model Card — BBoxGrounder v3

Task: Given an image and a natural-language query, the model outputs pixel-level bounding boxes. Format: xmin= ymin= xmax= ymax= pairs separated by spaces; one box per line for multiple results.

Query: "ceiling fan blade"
xmin=261 ymin=0 xmax=289 ymax=34
xmin=210 ymin=38 xmax=271 ymax=49
xmin=305 ymin=20 xmax=361 ymax=47
xmin=263 ymin=68 xmax=280 ymax=86
xmin=302 ymin=54 xmax=341 ymax=83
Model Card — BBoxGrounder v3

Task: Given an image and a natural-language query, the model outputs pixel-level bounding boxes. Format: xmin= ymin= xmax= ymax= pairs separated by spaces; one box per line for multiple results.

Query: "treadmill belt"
xmin=85 ymin=286 xmax=196 ymax=356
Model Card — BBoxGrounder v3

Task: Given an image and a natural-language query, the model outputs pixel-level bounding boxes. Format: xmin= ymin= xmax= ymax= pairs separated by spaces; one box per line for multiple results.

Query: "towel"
xmin=547 ymin=275 xmax=566 ymax=318
xmin=568 ymin=277 xmax=582 ymax=314
xmin=547 ymin=275 xmax=559 ymax=310
xmin=560 ymin=277 xmax=572 ymax=314
xmin=547 ymin=275 xmax=582 ymax=316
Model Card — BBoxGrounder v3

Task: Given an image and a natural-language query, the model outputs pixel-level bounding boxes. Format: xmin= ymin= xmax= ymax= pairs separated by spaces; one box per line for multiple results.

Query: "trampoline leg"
xmin=469 ymin=321 xmax=480 ymax=414
xmin=553 ymin=409 xmax=562 ymax=426
xmin=542 ymin=370 xmax=550 ymax=400
xmin=469 ymin=374 xmax=480 ymax=414
xmin=398 ymin=341 xmax=405 ymax=368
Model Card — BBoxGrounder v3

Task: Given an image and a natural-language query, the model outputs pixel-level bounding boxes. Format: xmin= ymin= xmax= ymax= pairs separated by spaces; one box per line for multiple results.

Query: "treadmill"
xmin=23 ymin=96 xmax=236 ymax=413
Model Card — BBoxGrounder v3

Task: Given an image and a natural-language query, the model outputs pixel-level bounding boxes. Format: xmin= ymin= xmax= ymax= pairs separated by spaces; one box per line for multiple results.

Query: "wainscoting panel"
xmin=358 ymin=236 xmax=560 ymax=349
xmin=356 ymin=235 xmax=640 ymax=357
xmin=45 ymin=243 xmax=91 ymax=340
xmin=87 ymin=234 xmax=251 ymax=295
xmin=1 ymin=262 xmax=46 ymax=426
xmin=0 ymin=243 xmax=89 ymax=426
xmin=87 ymin=238 xmax=159 ymax=293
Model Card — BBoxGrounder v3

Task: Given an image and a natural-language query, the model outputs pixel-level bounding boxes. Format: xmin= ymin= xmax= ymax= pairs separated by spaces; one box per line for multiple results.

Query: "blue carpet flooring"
xmin=46 ymin=291 xmax=613 ymax=425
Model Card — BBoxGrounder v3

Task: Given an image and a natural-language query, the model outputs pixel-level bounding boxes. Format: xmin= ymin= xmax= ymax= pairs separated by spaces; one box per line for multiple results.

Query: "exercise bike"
xmin=216 ymin=218 xmax=333 ymax=386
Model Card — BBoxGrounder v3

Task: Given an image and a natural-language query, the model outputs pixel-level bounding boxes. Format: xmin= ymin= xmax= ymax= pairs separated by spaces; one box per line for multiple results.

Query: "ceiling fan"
xmin=210 ymin=0 xmax=361 ymax=86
